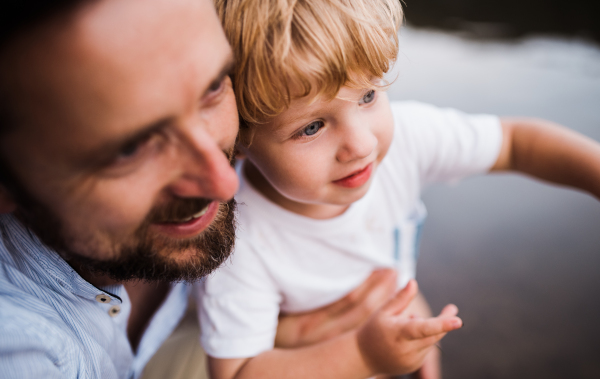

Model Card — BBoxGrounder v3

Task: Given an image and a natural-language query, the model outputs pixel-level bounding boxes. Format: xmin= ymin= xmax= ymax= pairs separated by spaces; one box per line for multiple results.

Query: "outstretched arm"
xmin=493 ymin=118 xmax=600 ymax=199
xmin=208 ymin=280 xmax=462 ymax=379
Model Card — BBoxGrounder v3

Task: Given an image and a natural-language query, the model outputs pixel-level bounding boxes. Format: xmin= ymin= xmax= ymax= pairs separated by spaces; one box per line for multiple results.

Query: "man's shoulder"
xmin=0 ymin=254 xmax=82 ymax=357
xmin=0 ymin=304 xmax=81 ymax=378
xmin=0 ymin=292 xmax=78 ymax=374
xmin=0 ymin=295 xmax=61 ymax=336
xmin=0 ymin=278 xmax=74 ymax=346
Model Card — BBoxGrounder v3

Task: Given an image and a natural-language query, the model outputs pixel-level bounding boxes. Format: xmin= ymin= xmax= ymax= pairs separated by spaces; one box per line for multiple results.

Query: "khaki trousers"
xmin=141 ymin=305 xmax=209 ymax=379
xmin=139 ymin=305 xmax=416 ymax=379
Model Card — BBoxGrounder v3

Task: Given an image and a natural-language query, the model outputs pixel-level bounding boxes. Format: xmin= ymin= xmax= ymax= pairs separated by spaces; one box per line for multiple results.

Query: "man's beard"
xmin=14 ymin=194 xmax=237 ymax=282
xmin=2 ymin=146 xmax=238 ymax=283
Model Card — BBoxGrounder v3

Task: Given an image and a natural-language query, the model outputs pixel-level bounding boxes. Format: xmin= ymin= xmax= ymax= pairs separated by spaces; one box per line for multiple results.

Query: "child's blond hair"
xmin=216 ymin=0 xmax=403 ymax=125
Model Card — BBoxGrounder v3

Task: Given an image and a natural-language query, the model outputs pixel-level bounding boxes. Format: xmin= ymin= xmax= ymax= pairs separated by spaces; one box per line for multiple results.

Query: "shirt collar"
xmin=0 ymin=213 xmax=122 ymax=305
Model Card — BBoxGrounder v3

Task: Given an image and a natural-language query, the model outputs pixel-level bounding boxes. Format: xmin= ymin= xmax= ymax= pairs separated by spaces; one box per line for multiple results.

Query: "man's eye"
xmin=359 ymin=90 xmax=376 ymax=105
xmin=100 ymin=132 xmax=166 ymax=177
xmin=118 ymin=141 xmax=141 ymax=158
xmin=201 ymin=76 xmax=230 ymax=107
xmin=115 ymin=134 xmax=155 ymax=161
xmin=298 ymin=121 xmax=324 ymax=137
xmin=208 ymin=78 xmax=225 ymax=93
xmin=206 ymin=76 xmax=228 ymax=98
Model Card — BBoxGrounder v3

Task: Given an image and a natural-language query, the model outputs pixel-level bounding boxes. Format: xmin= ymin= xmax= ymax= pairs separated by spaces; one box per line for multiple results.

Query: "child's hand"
xmin=356 ymin=280 xmax=462 ymax=376
xmin=275 ymin=269 xmax=398 ymax=348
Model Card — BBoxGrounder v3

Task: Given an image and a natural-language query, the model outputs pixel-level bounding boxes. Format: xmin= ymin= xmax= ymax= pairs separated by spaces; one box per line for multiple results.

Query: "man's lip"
xmin=333 ymin=163 xmax=373 ymax=188
xmin=150 ymin=201 xmax=219 ymax=239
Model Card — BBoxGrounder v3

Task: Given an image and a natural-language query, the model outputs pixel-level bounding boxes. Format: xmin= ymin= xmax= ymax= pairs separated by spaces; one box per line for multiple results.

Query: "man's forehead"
xmin=1 ymin=0 xmax=231 ymax=157
xmin=68 ymin=0 xmax=228 ymax=118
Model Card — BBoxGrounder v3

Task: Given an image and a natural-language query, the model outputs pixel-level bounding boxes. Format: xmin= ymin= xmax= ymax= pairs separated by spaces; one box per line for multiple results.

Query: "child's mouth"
xmin=333 ymin=163 xmax=373 ymax=188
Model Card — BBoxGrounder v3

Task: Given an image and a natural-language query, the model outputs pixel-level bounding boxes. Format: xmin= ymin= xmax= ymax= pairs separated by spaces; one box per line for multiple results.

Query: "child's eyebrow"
xmin=335 ymin=88 xmax=374 ymax=103
xmin=282 ymin=112 xmax=316 ymax=126
xmin=277 ymin=109 xmax=323 ymax=131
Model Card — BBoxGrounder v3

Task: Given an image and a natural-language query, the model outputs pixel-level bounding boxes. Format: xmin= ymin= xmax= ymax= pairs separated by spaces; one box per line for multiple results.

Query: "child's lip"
xmin=333 ymin=163 xmax=373 ymax=188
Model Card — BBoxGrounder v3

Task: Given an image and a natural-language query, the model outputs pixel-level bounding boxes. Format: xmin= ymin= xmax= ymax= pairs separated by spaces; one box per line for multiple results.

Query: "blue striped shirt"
xmin=0 ymin=214 xmax=190 ymax=379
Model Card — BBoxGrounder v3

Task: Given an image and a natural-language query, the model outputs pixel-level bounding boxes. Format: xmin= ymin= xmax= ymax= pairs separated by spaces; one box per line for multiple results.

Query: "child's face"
xmin=240 ymin=86 xmax=394 ymax=218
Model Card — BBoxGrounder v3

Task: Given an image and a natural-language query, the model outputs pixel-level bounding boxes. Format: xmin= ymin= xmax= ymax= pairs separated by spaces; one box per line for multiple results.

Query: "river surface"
xmin=386 ymin=27 xmax=600 ymax=379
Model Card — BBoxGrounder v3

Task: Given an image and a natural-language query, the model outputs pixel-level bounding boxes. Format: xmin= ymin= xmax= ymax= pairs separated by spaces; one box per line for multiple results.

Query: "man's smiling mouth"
xmin=173 ymin=205 xmax=210 ymax=223
xmin=150 ymin=201 xmax=221 ymax=238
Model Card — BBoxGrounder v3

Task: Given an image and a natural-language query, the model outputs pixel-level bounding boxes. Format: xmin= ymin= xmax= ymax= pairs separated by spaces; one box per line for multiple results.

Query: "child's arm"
xmin=493 ymin=118 xmax=600 ymax=198
xmin=208 ymin=280 xmax=463 ymax=379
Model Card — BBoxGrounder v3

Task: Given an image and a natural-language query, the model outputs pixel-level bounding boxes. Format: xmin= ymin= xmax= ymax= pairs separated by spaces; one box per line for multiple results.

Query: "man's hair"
xmin=216 ymin=0 xmax=403 ymax=125
xmin=0 ymin=0 xmax=95 ymax=131
xmin=0 ymin=0 xmax=94 ymax=186
xmin=0 ymin=1 xmax=92 ymax=49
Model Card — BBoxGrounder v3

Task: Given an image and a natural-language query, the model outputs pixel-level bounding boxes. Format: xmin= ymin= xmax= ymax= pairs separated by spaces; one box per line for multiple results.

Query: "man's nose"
xmin=168 ymin=128 xmax=239 ymax=202
xmin=335 ymin=119 xmax=377 ymax=163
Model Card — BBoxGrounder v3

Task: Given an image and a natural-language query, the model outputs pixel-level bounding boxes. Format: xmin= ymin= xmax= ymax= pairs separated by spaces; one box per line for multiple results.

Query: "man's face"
xmin=0 ymin=0 xmax=240 ymax=281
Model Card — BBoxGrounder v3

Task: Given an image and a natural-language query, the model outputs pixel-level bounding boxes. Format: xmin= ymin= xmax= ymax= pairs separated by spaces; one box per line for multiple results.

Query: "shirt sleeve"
xmin=390 ymin=101 xmax=503 ymax=187
xmin=0 ymin=316 xmax=67 ymax=379
xmin=197 ymin=237 xmax=282 ymax=359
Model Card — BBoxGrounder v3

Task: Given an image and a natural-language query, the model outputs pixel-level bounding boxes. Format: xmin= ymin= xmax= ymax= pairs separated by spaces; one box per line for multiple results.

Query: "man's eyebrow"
xmin=84 ymin=56 xmax=235 ymax=169
xmin=202 ymin=56 xmax=235 ymax=97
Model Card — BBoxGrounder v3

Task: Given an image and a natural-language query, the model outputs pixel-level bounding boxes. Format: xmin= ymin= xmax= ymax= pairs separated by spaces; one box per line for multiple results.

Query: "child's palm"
xmin=357 ymin=280 xmax=462 ymax=376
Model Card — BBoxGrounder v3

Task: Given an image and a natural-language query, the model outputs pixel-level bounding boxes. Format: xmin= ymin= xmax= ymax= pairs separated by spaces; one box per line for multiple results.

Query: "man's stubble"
xmin=5 ymin=159 xmax=237 ymax=282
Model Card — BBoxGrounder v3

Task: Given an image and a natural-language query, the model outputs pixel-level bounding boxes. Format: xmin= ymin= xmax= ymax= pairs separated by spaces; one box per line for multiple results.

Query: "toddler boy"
xmin=198 ymin=0 xmax=600 ymax=378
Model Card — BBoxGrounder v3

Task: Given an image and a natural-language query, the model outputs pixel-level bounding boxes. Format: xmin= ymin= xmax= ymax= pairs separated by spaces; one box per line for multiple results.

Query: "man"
xmin=0 ymin=0 xmax=240 ymax=377
xmin=0 ymin=0 xmax=399 ymax=378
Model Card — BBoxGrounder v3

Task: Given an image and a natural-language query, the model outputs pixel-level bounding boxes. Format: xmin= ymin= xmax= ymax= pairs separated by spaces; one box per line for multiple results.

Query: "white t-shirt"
xmin=198 ymin=101 xmax=503 ymax=358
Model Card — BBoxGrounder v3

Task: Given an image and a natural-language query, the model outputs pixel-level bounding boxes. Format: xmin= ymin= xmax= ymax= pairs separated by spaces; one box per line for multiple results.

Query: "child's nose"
xmin=336 ymin=122 xmax=377 ymax=163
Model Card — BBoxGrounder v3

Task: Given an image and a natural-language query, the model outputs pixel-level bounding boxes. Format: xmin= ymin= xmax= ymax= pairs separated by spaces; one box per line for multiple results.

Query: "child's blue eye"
xmin=300 ymin=121 xmax=324 ymax=137
xmin=359 ymin=90 xmax=376 ymax=105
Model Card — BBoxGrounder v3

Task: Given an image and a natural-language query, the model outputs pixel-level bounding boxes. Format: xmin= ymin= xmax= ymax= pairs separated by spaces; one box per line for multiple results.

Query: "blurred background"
xmin=388 ymin=1 xmax=600 ymax=378
xmin=403 ymin=0 xmax=600 ymax=42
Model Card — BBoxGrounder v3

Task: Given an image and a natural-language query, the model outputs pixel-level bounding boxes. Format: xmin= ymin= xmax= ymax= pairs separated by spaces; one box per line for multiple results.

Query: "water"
xmin=386 ymin=28 xmax=600 ymax=378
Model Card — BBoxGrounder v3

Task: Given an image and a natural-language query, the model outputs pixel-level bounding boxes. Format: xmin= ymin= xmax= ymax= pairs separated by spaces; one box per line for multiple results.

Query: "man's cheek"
xmin=79 ymin=182 xmax=156 ymax=232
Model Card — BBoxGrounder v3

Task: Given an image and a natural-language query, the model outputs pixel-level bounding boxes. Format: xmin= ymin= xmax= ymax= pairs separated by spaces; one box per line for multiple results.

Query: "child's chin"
xmin=334 ymin=183 xmax=372 ymax=203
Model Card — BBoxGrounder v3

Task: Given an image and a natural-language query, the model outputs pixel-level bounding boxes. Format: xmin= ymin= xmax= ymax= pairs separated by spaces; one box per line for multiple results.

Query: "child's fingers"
xmin=401 ymin=315 xmax=463 ymax=340
xmin=438 ymin=303 xmax=459 ymax=318
xmin=381 ymin=279 xmax=419 ymax=315
xmin=408 ymin=332 xmax=447 ymax=352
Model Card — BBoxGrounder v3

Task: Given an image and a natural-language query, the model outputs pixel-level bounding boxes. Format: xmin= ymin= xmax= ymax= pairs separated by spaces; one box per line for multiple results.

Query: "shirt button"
xmin=108 ymin=305 xmax=121 ymax=317
xmin=95 ymin=294 xmax=111 ymax=303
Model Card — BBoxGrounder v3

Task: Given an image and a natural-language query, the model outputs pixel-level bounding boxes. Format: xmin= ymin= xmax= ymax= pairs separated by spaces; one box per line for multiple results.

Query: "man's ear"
xmin=0 ymin=185 xmax=17 ymax=213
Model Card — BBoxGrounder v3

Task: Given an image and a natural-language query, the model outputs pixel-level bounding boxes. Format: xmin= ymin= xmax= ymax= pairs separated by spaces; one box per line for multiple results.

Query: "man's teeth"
xmin=177 ymin=205 xmax=210 ymax=223
xmin=192 ymin=206 xmax=209 ymax=218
